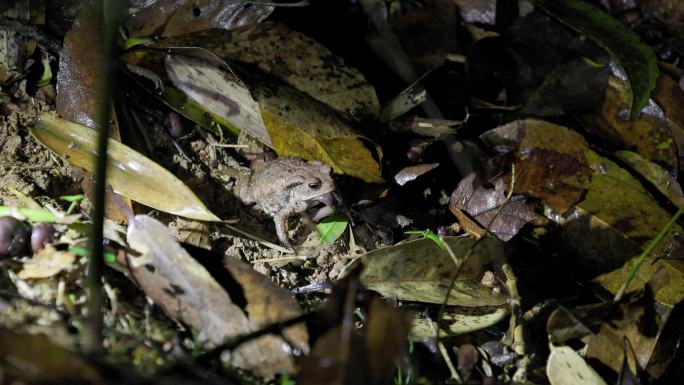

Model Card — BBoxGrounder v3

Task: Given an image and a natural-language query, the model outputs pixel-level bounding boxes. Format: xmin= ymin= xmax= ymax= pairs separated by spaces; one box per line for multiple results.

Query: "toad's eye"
xmin=308 ymin=179 xmax=321 ymax=190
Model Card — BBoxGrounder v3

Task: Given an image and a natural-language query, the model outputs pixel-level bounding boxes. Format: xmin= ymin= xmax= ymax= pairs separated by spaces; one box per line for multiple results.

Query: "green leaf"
xmin=316 ymin=214 xmax=348 ymax=244
xmin=68 ymin=246 xmax=117 ymax=263
xmin=0 ymin=206 xmax=80 ymax=224
xmin=534 ymin=0 xmax=658 ymax=118
xmin=37 ymin=56 xmax=53 ymax=87
xmin=60 ymin=194 xmax=86 ymax=203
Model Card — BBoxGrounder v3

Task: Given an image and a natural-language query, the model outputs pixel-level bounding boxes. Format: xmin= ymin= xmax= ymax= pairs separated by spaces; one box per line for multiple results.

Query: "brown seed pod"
xmin=31 ymin=224 xmax=56 ymax=253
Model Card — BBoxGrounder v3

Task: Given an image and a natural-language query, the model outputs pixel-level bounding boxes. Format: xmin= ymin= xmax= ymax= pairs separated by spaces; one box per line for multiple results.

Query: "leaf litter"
xmin=1 ymin=0 xmax=684 ymax=384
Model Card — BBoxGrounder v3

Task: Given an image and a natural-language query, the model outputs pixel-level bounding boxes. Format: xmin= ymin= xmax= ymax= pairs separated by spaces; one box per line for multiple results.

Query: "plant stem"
xmin=84 ymin=0 xmax=128 ymax=355
xmin=614 ymin=206 xmax=683 ymax=301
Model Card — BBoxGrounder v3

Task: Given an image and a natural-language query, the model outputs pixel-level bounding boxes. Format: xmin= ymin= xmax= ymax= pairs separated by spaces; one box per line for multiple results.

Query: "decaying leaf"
xmin=449 ymin=174 xmax=539 ymax=241
xmin=352 ymin=236 xmax=508 ymax=307
xmin=170 ymin=22 xmax=381 ymax=121
xmin=297 ymin=290 xmax=411 ymax=385
xmin=652 ymin=72 xmax=684 ymax=165
xmin=164 ymin=52 xmax=262 ymax=140
xmin=481 ymin=120 xmax=681 ymax=282
xmin=410 ymin=306 xmax=509 ymax=338
xmin=394 ymin=163 xmax=439 ymax=186
xmin=534 ymin=0 xmax=659 ymax=118
xmin=162 ymin=49 xmax=383 ymax=183
xmin=126 ymin=0 xmax=273 ymax=38
xmin=381 ymin=80 xmax=428 ymax=122
xmin=546 ymin=289 xmax=678 ymax=380
xmin=546 ymin=345 xmax=608 ymax=385
xmin=641 ymin=0 xmax=684 ymax=37
xmin=580 ymin=73 xmax=677 ymax=171
xmin=30 ymin=114 xmax=220 ymax=222
xmin=254 ymin=80 xmax=384 ymax=183
xmin=223 ymin=257 xmax=309 ymax=355
xmin=56 ymin=2 xmax=100 ymax=129
xmin=594 ymin=254 xmax=684 ymax=307
xmin=174 ymin=219 xmax=212 ymax=250
xmin=615 ymin=150 xmax=684 ymax=208
xmin=17 ymin=245 xmax=76 ymax=280
xmin=56 ymin=2 xmax=131 ymax=222
xmin=126 ymin=215 xmax=302 ymax=378
xmin=480 ymin=120 xmax=592 ymax=213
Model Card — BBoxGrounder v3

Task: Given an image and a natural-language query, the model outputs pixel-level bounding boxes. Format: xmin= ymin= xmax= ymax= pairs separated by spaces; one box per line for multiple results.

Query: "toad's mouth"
xmin=306 ymin=192 xmax=335 ymax=221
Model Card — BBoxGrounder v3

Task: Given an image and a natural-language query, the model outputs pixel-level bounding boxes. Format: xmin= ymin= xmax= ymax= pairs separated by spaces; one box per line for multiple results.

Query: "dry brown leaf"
xmin=481 ymin=120 xmax=592 ymax=213
xmin=56 ymin=2 xmax=131 ymax=222
xmin=126 ymin=0 xmax=273 ymax=38
xmin=223 ymin=257 xmax=309 ymax=355
xmin=394 ymin=163 xmax=439 ymax=186
xmin=449 ymin=174 xmax=538 ymax=241
xmin=126 ymin=215 xmax=298 ymax=378
xmin=17 ymin=245 xmax=76 ymax=280
xmin=355 ymin=236 xmax=508 ymax=307
xmin=31 ymin=114 xmax=220 ymax=222
xmin=481 ymin=119 xmax=681 ymax=275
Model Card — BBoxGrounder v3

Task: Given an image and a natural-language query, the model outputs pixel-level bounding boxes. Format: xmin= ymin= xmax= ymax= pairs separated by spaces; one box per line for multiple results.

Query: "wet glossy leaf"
xmin=126 ymin=215 xmax=297 ymax=378
xmin=547 ymin=345 xmax=608 ymax=385
xmin=581 ymin=74 xmax=677 ymax=171
xmin=30 ymin=114 xmax=220 ymax=222
xmin=534 ymin=0 xmax=658 ymax=118
xmin=615 ymin=150 xmax=684 ymax=208
xmin=316 ymin=215 xmax=348 ymax=244
xmin=449 ymin=174 xmax=539 ymax=241
xmin=126 ymin=0 xmax=273 ymax=38
xmin=357 ymin=236 xmax=508 ymax=307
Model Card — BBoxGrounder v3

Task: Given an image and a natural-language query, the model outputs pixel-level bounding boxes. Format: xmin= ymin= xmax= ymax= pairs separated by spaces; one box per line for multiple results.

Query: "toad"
xmin=237 ymin=157 xmax=335 ymax=247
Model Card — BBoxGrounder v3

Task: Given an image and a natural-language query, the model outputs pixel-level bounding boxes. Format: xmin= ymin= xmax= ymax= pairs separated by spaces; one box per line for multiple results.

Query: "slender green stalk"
xmin=614 ymin=207 xmax=683 ymax=301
